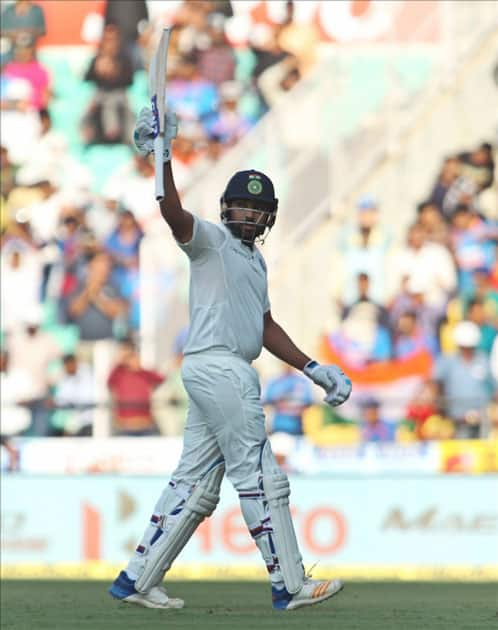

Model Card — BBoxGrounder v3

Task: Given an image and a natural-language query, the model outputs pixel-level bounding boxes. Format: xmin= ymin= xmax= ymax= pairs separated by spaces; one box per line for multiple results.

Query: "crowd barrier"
xmin=1 ymin=437 xmax=497 ymax=475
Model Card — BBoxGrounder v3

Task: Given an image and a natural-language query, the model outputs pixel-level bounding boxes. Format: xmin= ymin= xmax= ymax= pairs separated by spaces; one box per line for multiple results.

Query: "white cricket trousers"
xmin=126 ymin=351 xmax=291 ymax=588
xmin=174 ymin=351 xmax=267 ymax=487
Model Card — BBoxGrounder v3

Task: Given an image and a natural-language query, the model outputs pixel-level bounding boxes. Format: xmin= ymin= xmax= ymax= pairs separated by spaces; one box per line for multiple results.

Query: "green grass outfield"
xmin=1 ymin=580 xmax=497 ymax=630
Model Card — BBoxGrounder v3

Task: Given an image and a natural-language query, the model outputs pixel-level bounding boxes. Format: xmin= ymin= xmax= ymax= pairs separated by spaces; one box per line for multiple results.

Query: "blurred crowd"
xmin=272 ymin=141 xmax=497 ymax=444
xmin=0 ymin=1 xmax=311 ymax=440
xmin=0 ymin=1 xmax=496 ymax=446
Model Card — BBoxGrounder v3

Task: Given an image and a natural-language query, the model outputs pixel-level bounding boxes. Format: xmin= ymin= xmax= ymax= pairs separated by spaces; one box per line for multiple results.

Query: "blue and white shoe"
xmin=109 ymin=570 xmax=184 ymax=609
xmin=272 ymin=578 xmax=344 ymax=611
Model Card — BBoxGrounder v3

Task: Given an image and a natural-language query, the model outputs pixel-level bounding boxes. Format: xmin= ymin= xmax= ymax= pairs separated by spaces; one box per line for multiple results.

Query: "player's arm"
xmin=159 ymin=161 xmax=193 ymax=243
xmin=263 ymin=310 xmax=352 ymax=407
xmin=134 ymin=108 xmax=193 ymax=243
xmin=263 ymin=310 xmax=311 ymax=370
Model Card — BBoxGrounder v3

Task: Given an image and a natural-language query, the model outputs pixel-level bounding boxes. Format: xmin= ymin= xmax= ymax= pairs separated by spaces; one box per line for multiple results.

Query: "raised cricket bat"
xmin=149 ymin=27 xmax=172 ymax=201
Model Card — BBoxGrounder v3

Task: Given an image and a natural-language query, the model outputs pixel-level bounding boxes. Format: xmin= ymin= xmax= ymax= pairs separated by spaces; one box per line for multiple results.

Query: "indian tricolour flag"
xmin=319 ymin=336 xmax=433 ymax=422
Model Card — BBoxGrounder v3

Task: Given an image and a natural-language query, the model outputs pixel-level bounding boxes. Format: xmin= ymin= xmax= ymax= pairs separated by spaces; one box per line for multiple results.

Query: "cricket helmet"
xmin=220 ymin=169 xmax=278 ymax=245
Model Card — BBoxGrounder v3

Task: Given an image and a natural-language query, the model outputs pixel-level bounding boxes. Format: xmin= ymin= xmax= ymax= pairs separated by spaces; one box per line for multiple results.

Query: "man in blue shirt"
xmin=434 ymin=321 xmax=496 ymax=438
xmin=263 ymin=364 xmax=314 ymax=435
xmin=359 ymin=396 xmax=395 ymax=442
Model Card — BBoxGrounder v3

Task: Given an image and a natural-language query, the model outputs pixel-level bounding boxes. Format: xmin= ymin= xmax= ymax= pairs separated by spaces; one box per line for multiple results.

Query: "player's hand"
xmin=304 ymin=361 xmax=352 ymax=407
xmin=134 ymin=107 xmax=155 ymax=155
xmin=134 ymin=107 xmax=178 ymax=161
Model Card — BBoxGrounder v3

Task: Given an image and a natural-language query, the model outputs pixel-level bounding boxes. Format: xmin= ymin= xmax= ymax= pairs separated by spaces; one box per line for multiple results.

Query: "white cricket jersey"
xmin=177 ymin=215 xmax=270 ymax=363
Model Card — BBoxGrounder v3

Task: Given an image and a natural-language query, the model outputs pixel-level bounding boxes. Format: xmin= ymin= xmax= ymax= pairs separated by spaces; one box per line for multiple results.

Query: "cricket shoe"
xmin=272 ymin=578 xmax=344 ymax=611
xmin=109 ymin=570 xmax=184 ymax=609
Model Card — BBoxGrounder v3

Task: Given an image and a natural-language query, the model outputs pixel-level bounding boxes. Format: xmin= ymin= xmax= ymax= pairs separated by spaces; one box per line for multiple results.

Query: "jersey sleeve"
xmin=176 ymin=215 xmax=226 ymax=260
xmin=259 ymin=252 xmax=271 ymax=312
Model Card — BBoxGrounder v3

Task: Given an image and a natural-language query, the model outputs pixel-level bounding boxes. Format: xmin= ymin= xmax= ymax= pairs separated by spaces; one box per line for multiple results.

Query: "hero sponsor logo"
xmin=195 ymin=505 xmax=347 ymax=555
xmin=81 ymin=499 xmax=347 ymax=561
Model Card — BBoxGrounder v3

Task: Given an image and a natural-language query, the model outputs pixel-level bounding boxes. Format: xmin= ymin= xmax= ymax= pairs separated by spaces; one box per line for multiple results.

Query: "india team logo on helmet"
xmin=247 ymin=178 xmax=263 ymax=195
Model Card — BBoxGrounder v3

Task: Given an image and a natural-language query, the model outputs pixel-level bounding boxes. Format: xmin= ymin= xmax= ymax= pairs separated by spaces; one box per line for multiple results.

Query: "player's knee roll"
xmin=263 ymin=469 xmax=290 ymax=502
xmin=187 ymin=485 xmax=220 ymax=517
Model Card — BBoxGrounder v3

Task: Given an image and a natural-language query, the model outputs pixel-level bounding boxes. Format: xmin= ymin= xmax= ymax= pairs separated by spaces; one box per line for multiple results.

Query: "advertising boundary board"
xmin=2 ymin=475 xmax=497 ymax=581
xmin=4 ymin=438 xmax=497 ymax=475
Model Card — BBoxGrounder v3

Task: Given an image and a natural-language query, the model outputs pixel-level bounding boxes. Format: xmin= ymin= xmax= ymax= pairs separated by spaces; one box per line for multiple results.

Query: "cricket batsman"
xmin=109 ymin=106 xmax=352 ymax=611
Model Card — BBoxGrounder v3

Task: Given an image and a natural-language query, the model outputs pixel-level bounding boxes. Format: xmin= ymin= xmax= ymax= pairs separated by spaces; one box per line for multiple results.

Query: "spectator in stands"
xmin=104 ymin=0 xmax=149 ymax=72
xmin=66 ymin=251 xmax=128 ymax=347
xmin=449 ymin=203 xmax=497 ymax=294
xmin=0 ymin=69 xmax=41 ymax=164
xmin=276 ymin=0 xmax=320 ymax=74
xmin=262 ymin=364 xmax=314 ymax=436
xmin=17 ymin=109 xmax=91 ymax=193
xmin=82 ymin=24 xmax=134 ymax=145
xmin=7 ymin=309 xmax=62 ymax=435
xmin=329 ymin=301 xmax=392 ymax=367
xmin=107 ymin=340 xmax=165 ymax=436
xmin=341 ymin=272 xmax=390 ymax=329
xmin=173 ymin=0 xmax=215 ymax=56
xmin=51 ymin=354 xmax=95 ymax=436
xmin=207 ymin=80 xmax=251 ymax=146
xmin=358 ymin=396 xmax=395 ymax=442
xmin=337 ymin=195 xmax=391 ymax=306
xmin=18 ymin=109 xmax=67 ymax=179
xmin=416 ymin=200 xmax=450 ymax=247
xmin=257 ymin=55 xmax=301 ymax=109
xmin=1 ymin=209 xmax=39 ymax=250
xmin=0 ymin=348 xmax=31 ymax=437
xmin=104 ymin=208 xmax=143 ymax=287
xmin=0 ymin=146 xmax=18 ymax=198
xmin=1 ymin=239 xmax=42 ymax=334
xmin=52 ymin=207 xmax=94 ymax=317
xmin=250 ymin=23 xmax=291 ymax=114
xmin=103 ymin=155 xmax=158 ymax=232
xmin=13 ymin=175 xmax=62 ymax=244
xmin=434 ymin=321 xmax=496 ymax=438
xmin=464 ymin=267 xmax=498 ymax=326
xmin=392 ymin=310 xmax=438 ymax=359
xmin=427 ymin=156 xmax=461 ymax=214
xmin=186 ymin=132 xmax=226 ymax=185
xmin=104 ymin=208 xmax=143 ymax=334
xmin=388 ymin=276 xmax=442 ymax=345
xmin=465 ymin=297 xmax=497 ymax=355
xmin=196 ymin=14 xmax=236 ymax=86
xmin=457 ymin=142 xmax=494 ymax=193
xmin=168 ymin=54 xmax=218 ymax=129
xmin=0 ymin=1 xmax=46 ymax=55
xmin=85 ymin=196 xmax=121 ymax=241
xmin=1 ymin=35 xmax=50 ymax=111
xmin=387 ymin=222 xmax=457 ymax=322
xmin=404 ymin=380 xmax=455 ymax=441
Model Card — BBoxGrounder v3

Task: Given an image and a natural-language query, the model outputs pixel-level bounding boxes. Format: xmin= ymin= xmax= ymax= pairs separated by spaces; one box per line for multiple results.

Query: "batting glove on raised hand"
xmin=133 ymin=107 xmax=178 ymax=161
xmin=303 ymin=360 xmax=352 ymax=407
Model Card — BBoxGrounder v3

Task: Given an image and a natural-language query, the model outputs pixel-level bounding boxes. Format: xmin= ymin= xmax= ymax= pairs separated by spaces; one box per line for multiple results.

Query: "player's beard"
xmin=229 ymin=222 xmax=262 ymax=246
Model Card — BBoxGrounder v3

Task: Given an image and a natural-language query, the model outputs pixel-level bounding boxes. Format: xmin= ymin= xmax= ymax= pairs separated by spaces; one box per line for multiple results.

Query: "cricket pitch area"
xmin=1 ymin=580 xmax=497 ymax=630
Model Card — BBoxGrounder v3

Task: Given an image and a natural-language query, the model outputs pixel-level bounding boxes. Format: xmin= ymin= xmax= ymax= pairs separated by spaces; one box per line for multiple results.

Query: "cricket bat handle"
xmin=154 ymin=134 xmax=165 ymax=201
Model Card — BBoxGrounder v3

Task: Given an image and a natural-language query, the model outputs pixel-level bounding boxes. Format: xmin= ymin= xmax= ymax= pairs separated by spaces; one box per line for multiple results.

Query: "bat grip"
xmin=154 ymin=135 xmax=164 ymax=201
